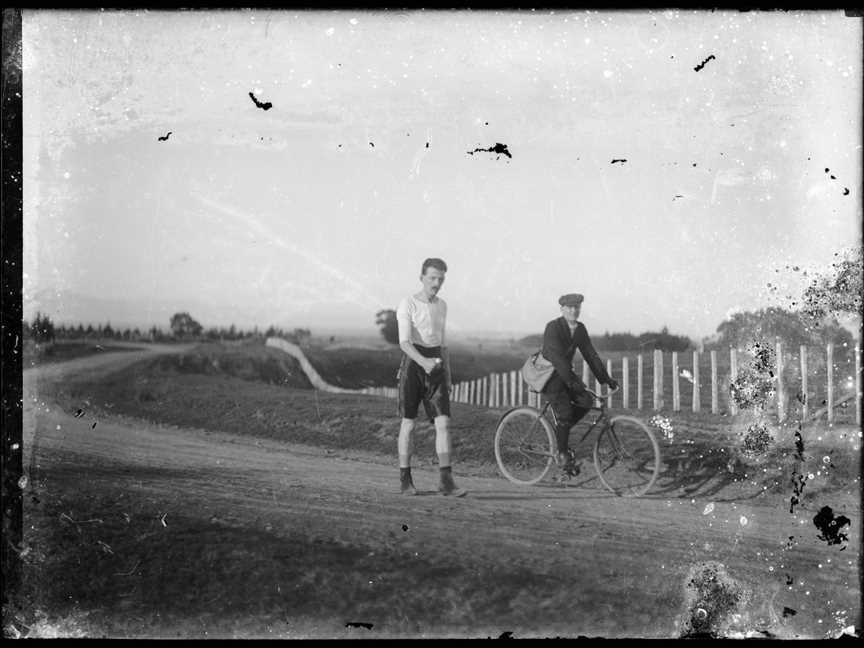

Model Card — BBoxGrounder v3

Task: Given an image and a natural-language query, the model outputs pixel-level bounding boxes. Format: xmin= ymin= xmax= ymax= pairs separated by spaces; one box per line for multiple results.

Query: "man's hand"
xmin=606 ymin=378 xmax=619 ymax=392
xmin=423 ymin=357 xmax=443 ymax=375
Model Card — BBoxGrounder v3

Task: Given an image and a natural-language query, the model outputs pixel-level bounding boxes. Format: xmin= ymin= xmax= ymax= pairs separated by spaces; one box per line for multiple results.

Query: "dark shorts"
xmin=397 ymin=345 xmax=451 ymax=422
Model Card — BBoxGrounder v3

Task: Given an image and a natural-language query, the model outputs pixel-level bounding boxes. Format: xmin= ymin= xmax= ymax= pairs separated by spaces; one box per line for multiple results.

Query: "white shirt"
xmin=396 ymin=295 xmax=447 ymax=347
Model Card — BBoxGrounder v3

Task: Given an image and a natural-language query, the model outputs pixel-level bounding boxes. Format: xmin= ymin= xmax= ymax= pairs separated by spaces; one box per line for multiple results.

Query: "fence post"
xmin=729 ymin=348 xmax=738 ymax=416
xmin=637 ymin=354 xmax=643 ymax=410
xmin=710 ymin=350 xmax=719 ymax=414
xmin=622 ymin=357 xmax=629 ymax=409
xmin=606 ymin=359 xmax=613 ymax=408
xmin=672 ymin=351 xmax=680 ymax=412
xmin=517 ymin=372 xmax=524 ymax=406
xmin=489 ymin=373 xmax=498 ymax=407
xmin=799 ymin=346 xmax=807 ymax=421
xmin=659 ymin=351 xmax=664 ymax=409
xmin=776 ymin=341 xmax=785 ymax=423
xmin=653 ymin=350 xmax=661 ymax=411
xmin=692 ymin=351 xmax=701 ymax=412
xmin=494 ymin=373 xmax=501 ymax=408
xmin=856 ymin=344 xmax=861 ymax=426
xmin=826 ymin=343 xmax=833 ymax=424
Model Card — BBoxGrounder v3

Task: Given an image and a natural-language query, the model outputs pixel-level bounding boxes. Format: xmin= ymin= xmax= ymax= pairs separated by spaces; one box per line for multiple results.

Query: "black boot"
xmin=400 ymin=467 xmax=418 ymax=495
xmin=438 ymin=466 xmax=467 ymax=497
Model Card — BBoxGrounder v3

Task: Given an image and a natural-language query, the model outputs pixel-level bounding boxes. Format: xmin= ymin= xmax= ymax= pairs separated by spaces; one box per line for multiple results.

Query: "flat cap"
xmin=558 ymin=293 xmax=584 ymax=306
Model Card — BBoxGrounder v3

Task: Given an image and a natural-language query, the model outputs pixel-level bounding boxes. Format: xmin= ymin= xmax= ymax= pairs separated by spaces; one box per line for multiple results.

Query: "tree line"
xmin=22 ymin=311 xmax=312 ymax=345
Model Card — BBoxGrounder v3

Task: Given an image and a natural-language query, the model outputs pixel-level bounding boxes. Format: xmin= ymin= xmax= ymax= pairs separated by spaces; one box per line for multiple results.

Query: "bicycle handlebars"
xmin=584 ymin=386 xmax=620 ymax=402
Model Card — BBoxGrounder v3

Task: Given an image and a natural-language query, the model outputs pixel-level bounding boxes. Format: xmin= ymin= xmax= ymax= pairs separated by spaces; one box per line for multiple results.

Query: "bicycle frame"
xmin=532 ymin=388 xmax=612 ymax=453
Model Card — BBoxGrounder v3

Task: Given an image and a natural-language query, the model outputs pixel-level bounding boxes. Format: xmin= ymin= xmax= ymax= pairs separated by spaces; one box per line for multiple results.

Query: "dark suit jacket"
xmin=541 ymin=317 xmax=611 ymax=391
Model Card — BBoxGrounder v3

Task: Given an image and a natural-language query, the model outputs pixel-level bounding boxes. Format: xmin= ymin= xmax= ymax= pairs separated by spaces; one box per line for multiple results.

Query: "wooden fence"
xmin=361 ymin=343 xmax=861 ymax=424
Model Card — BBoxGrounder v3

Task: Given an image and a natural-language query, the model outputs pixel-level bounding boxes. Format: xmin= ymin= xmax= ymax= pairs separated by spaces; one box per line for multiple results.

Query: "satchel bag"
xmin=520 ymin=328 xmax=580 ymax=392
xmin=521 ymin=350 xmax=556 ymax=392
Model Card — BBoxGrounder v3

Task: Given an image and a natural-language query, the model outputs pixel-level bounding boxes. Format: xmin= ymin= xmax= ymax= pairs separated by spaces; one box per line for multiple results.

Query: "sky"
xmin=21 ymin=9 xmax=862 ymax=340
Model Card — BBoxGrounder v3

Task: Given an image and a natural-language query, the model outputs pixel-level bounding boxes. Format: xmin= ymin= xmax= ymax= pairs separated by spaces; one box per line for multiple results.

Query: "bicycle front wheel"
xmin=494 ymin=407 xmax=556 ymax=486
xmin=593 ymin=415 xmax=660 ymax=497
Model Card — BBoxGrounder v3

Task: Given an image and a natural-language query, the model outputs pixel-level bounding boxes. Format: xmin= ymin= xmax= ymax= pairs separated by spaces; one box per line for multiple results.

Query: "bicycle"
xmin=494 ymin=387 xmax=661 ymax=497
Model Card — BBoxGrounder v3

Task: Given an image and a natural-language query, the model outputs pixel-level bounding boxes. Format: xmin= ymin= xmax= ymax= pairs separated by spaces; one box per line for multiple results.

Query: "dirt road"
xmin=18 ymin=348 xmax=860 ymax=638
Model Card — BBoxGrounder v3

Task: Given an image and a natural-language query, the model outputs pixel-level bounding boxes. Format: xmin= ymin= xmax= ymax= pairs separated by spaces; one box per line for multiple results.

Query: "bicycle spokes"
xmin=593 ymin=416 xmax=660 ymax=497
xmin=495 ymin=408 xmax=556 ymax=486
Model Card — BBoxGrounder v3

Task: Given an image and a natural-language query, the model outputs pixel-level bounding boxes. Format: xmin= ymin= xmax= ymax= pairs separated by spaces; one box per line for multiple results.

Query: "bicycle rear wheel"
xmin=593 ymin=415 xmax=660 ymax=497
xmin=494 ymin=407 xmax=556 ymax=486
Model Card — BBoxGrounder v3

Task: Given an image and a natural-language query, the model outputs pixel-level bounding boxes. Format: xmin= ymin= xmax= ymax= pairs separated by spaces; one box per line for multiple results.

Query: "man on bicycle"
xmin=542 ymin=293 xmax=618 ymax=475
xmin=395 ymin=257 xmax=467 ymax=497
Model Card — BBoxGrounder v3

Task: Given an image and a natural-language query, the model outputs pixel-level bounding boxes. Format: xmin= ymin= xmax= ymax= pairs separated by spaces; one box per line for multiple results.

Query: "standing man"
xmin=395 ymin=258 xmax=467 ymax=497
xmin=542 ymin=293 xmax=619 ymax=475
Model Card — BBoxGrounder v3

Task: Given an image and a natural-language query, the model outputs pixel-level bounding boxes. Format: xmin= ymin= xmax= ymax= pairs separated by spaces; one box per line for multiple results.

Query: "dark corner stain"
xmin=692 ymin=162 xmax=697 ymax=167
xmin=425 ymin=142 xmax=429 ymax=148
xmin=610 ymin=158 xmax=627 ymax=164
xmin=793 ymin=427 xmax=804 ymax=461
xmin=670 ymin=55 xmax=675 ymax=59
xmin=369 ymin=142 xmax=375 ymax=147
xmin=498 ymin=631 xmax=514 ymax=639
xmin=248 ymin=91 xmax=273 ymax=111
xmin=345 ymin=622 xmax=373 ymax=630
xmin=91 ymin=422 xmax=97 ymax=429
xmin=694 ymin=54 xmax=716 ymax=72
xmin=467 ymin=142 xmax=511 ymax=159
xmin=785 ymin=573 xmax=794 ymax=585
xmin=824 ymin=167 xmax=829 ymax=173
xmin=782 ymin=607 xmax=797 ymax=618
xmin=74 ymin=409 xmax=85 ymax=418
xmin=741 ymin=422 xmax=772 ymax=457
xmin=401 ymin=524 xmax=408 ymax=532
xmin=843 ymin=187 xmax=849 ymax=195
xmin=338 ymin=144 xmax=342 ymax=148
xmin=813 ymin=506 xmax=851 ymax=548
xmin=789 ymin=424 xmax=806 ymax=514
xmin=157 ymin=131 xmax=172 ymax=142
xmin=680 ymin=562 xmax=745 ymax=639
xmin=673 ymin=194 xmax=683 ymax=201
